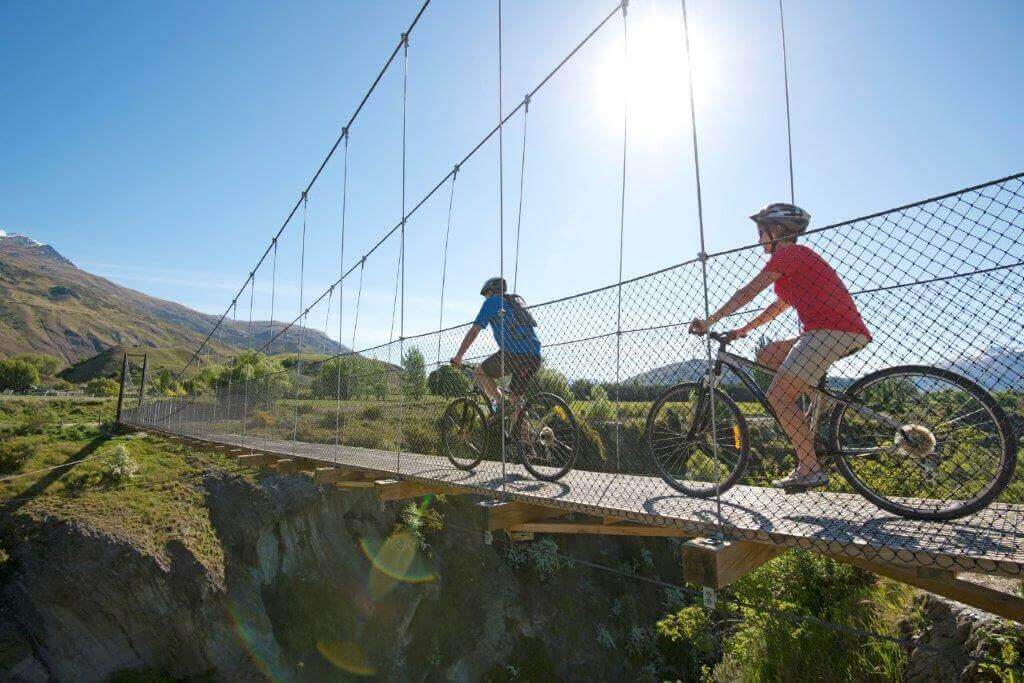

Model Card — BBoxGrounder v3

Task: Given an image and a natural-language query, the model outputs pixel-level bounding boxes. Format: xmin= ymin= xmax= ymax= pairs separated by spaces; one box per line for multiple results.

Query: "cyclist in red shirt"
xmin=690 ymin=203 xmax=871 ymax=490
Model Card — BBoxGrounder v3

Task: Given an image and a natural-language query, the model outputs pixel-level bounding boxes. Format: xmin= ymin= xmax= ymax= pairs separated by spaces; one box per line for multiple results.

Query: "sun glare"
xmin=595 ymin=6 xmax=710 ymax=144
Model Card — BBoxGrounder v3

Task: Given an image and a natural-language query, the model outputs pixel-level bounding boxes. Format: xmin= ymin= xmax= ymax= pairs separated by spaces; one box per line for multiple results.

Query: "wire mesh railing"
xmin=124 ymin=172 xmax=1024 ymax=578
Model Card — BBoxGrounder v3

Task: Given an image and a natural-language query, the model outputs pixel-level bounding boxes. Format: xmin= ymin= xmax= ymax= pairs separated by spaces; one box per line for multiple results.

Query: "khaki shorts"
xmin=777 ymin=329 xmax=869 ymax=385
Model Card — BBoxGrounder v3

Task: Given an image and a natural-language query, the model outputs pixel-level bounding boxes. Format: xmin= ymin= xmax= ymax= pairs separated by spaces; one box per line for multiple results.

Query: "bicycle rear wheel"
xmin=828 ymin=365 xmax=1017 ymax=520
xmin=516 ymin=392 xmax=578 ymax=481
xmin=440 ymin=397 xmax=487 ymax=471
xmin=645 ymin=383 xmax=750 ymax=497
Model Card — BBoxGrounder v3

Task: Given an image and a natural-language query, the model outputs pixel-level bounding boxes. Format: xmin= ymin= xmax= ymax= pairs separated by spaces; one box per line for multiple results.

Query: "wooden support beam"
xmin=273 ymin=459 xmax=298 ymax=474
xmin=832 ymin=556 xmax=1024 ymax=623
xmin=236 ymin=453 xmax=278 ymax=467
xmin=475 ymin=501 xmax=567 ymax=532
xmin=506 ymin=530 xmax=535 ymax=542
xmin=375 ymin=479 xmax=447 ymax=502
xmin=682 ymin=537 xmax=785 ymax=589
xmin=313 ymin=467 xmax=354 ymax=485
xmin=508 ymin=521 xmax=693 ymax=538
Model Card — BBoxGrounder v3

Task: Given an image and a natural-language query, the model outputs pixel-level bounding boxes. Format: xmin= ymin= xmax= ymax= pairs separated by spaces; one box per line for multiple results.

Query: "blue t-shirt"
xmin=474 ymin=295 xmax=541 ymax=356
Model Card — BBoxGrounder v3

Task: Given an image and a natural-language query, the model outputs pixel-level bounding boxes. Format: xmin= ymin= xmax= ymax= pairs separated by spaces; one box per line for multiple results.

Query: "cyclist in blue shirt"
xmin=451 ymin=277 xmax=542 ymax=410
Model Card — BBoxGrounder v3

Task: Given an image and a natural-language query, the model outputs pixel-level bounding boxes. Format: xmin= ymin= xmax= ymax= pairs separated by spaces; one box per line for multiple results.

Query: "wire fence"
xmin=124 ymin=172 xmax=1024 ymax=580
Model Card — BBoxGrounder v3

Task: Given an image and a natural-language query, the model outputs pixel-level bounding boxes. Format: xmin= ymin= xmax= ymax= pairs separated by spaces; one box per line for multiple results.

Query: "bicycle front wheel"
xmin=645 ymin=383 xmax=750 ymax=497
xmin=828 ymin=365 xmax=1017 ymax=520
xmin=516 ymin=392 xmax=578 ymax=481
xmin=440 ymin=397 xmax=487 ymax=471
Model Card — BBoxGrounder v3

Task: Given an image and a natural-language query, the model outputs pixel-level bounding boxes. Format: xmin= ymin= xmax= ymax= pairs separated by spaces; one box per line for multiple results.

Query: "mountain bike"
xmin=644 ymin=331 xmax=1017 ymax=520
xmin=439 ymin=363 xmax=579 ymax=481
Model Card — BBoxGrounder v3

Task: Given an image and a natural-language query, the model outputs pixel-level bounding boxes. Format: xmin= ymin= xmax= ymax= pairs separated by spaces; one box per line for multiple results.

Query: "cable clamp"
xmin=453 ymin=163 xmax=460 ymax=175
xmin=621 ymin=0 xmax=629 ymax=15
xmin=523 ymin=93 xmax=531 ymax=112
xmin=698 ymin=251 xmax=708 ymax=262
xmin=342 ymin=126 xmax=349 ymax=138
xmin=401 ymin=32 xmax=409 ymax=48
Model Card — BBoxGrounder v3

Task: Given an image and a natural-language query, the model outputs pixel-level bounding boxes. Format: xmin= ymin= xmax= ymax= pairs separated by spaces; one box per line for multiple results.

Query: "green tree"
xmin=570 ymin=378 xmax=594 ymax=400
xmin=12 ymin=353 xmax=63 ymax=377
xmin=427 ymin=364 xmax=471 ymax=397
xmin=86 ymin=377 xmax=119 ymax=397
xmin=402 ymin=348 xmax=427 ymax=400
xmin=0 ymin=359 xmax=40 ymax=392
xmin=217 ymin=351 xmax=291 ymax=398
xmin=526 ymin=366 xmax=572 ymax=402
xmin=314 ymin=356 xmax=365 ymax=399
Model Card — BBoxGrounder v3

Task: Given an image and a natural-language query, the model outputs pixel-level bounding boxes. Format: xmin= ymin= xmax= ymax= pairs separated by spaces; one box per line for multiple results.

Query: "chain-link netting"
xmin=123 ymin=173 xmax=1024 ymax=578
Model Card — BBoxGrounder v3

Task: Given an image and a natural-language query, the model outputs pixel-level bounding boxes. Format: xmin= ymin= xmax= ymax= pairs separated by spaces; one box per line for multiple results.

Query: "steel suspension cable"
xmin=268 ymin=239 xmax=278 ymax=356
xmin=179 ymin=0 xmax=432 ymax=377
xmin=779 ymin=0 xmax=795 ymax=203
xmin=292 ymin=193 xmax=309 ymax=442
xmin=681 ymin=0 xmax=725 ymax=540
xmin=436 ymin=166 xmax=460 ymax=364
xmin=512 ymin=96 xmax=530 ymax=293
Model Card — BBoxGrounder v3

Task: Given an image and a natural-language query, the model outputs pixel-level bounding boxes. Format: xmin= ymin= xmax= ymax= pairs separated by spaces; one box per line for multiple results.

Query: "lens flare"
xmin=316 ymin=640 xmax=376 ymax=677
xmin=359 ymin=529 xmax=436 ymax=601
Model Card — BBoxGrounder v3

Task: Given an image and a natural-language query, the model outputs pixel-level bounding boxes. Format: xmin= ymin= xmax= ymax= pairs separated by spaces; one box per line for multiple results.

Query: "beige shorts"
xmin=777 ymin=329 xmax=869 ymax=385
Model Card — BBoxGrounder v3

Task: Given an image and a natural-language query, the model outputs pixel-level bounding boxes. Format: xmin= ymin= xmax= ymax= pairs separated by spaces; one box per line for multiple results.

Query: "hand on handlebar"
xmin=450 ymin=356 xmax=463 ymax=367
xmin=688 ymin=318 xmax=709 ymax=336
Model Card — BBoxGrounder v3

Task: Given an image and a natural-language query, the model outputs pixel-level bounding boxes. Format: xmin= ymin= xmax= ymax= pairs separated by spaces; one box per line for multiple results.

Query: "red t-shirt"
xmin=763 ymin=244 xmax=871 ymax=339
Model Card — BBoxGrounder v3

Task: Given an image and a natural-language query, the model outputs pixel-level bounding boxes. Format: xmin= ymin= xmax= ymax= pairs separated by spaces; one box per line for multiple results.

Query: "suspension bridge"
xmin=115 ymin=0 xmax=1024 ymax=628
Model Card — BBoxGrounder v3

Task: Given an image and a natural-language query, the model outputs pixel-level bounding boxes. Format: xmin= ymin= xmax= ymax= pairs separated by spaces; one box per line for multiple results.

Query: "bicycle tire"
xmin=828 ymin=365 xmax=1017 ymax=520
xmin=440 ymin=397 xmax=487 ymax=471
xmin=516 ymin=392 xmax=579 ymax=482
xmin=645 ymin=382 xmax=750 ymax=497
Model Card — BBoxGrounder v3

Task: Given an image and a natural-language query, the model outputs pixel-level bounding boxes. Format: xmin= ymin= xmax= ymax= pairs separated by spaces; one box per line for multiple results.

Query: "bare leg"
xmin=474 ymin=366 xmax=502 ymax=405
xmin=756 ymin=338 xmax=797 ymax=370
xmin=768 ymin=372 xmax=821 ymax=476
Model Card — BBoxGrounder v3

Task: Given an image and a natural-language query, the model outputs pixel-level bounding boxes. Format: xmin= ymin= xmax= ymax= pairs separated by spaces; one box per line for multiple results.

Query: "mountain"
xmin=625 ymin=359 xmax=709 ymax=386
xmin=0 ymin=230 xmax=348 ymax=365
xmin=942 ymin=346 xmax=1024 ymax=391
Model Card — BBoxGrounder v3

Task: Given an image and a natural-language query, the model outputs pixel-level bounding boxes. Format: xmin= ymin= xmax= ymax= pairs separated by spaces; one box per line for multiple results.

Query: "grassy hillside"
xmin=0 ymin=232 xmax=347 ymax=364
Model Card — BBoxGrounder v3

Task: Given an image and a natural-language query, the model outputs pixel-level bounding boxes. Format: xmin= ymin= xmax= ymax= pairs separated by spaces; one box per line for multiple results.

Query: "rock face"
xmin=0 ymin=474 xmax=680 ymax=681
xmin=903 ymin=593 xmax=1023 ymax=683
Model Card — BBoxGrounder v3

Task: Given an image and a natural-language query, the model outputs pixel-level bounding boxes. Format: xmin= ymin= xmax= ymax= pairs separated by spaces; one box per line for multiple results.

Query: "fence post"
xmin=139 ymin=355 xmax=149 ymax=407
xmin=115 ymin=352 xmax=129 ymax=425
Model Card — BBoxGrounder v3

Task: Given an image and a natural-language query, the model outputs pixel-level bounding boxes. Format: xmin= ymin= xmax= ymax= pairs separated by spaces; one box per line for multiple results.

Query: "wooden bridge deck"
xmin=131 ymin=424 xmax=1024 ymax=579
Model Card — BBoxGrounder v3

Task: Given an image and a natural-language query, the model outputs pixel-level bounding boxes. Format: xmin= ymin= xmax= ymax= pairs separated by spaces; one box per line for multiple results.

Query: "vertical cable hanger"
xmin=242 ymin=272 xmax=256 ymax=438
xmin=613 ymin=0 xmax=629 ymax=475
xmin=336 ymin=130 xmax=350 ymax=448
xmin=268 ymin=239 xmax=278 ymax=356
xmin=397 ymin=31 xmax=410 ymax=473
xmin=292 ymin=191 xmax=309 ymax=442
xmin=497 ymin=0 xmax=507 ymax=498
xmin=437 ymin=165 xmax=460 ymax=364
xmin=681 ymin=0 xmax=724 ymax=541
xmin=779 ymin=0 xmax=795 ymax=203
xmin=512 ymin=95 xmax=530 ymax=294
xmin=352 ymin=258 xmax=365 ymax=352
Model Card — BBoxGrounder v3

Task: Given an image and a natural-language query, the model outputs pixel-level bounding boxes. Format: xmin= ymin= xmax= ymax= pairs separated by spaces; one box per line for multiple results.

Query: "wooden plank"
xmin=475 ymin=501 xmax=567 ymax=531
xmin=313 ymin=467 xmax=352 ymax=485
xmin=682 ymin=537 xmax=785 ymax=589
xmin=508 ymin=521 xmax=693 ymax=538
xmin=236 ymin=453 xmax=277 ymax=467
xmin=507 ymin=530 xmax=535 ymax=542
xmin=832 ymin=556 xmax=1024 ymax=623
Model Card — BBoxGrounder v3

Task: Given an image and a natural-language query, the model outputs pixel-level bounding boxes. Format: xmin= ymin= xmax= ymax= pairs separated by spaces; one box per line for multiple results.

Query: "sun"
xmin=595 ymin=5 xmax=709 ymax=145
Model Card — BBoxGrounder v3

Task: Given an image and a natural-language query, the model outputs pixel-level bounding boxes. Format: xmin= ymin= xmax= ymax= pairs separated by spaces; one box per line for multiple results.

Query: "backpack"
xmin=501 ymin=294 xmax=537 ymax=335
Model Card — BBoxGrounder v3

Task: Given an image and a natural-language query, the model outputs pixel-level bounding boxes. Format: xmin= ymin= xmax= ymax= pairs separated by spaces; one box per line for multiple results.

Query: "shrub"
xmin=571 ymin=378 xmax=594 ymax=400
xmin=0 ymin=359 xmax=40 ymax=392
xmin=0 ymin=440 xmax=34 ymax=474
xmin=86 ymin=378 xmax=119 ymax=397
xmin=427 ymin=365 xmax=471 ymax=398
xmin=252 ymin=410 xmax=275 ymax=428
xmin=402 ymin=424 xmax=438 ymax=455
xmin=361 ymin=405 xmax=384 ymax=421
xmin=12 ymin=353 xmax=63 ymax=377
xmin=60 ymin=423 xmax=98 ymax=441
xmin=13 ymin=410 xmax=54 ymax=436
xmin=100 ymin=445 xmax=139 ymax=485
xmin=586 ymin=385 xmax=616 ymax=424
xmin=399 ymin=499 xmax=444 ymax=548
xmin=526 ymin=367 xmax=572 ymax=403
xmin=295 ymin=402 xmax=317 ymax=416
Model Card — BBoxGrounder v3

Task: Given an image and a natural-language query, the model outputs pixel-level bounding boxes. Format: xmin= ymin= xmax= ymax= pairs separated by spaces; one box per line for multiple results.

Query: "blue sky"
xmin=3 ymin=0 xmax=1023 ymax=355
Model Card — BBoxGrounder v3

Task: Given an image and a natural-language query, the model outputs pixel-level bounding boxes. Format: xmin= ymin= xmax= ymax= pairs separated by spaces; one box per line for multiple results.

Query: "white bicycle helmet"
xmin=749 ymin=202 xmax=811 ymax=237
